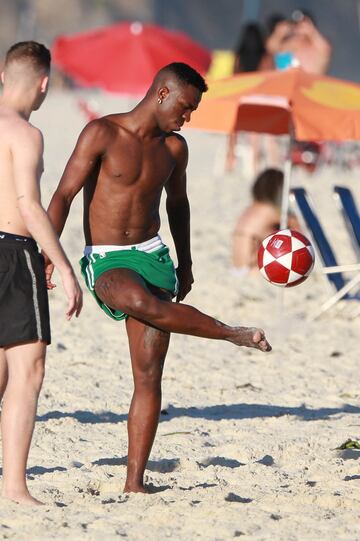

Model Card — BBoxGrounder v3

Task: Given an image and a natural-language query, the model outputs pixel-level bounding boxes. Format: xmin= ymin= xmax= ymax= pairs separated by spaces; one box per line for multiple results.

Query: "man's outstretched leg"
xmin=95 ymin=269 xmax=271 ymax=352
xmin=124 ymin=291 xmax=171 ymax=493
xmin=1 ymin=341 xmax=46 ymax=505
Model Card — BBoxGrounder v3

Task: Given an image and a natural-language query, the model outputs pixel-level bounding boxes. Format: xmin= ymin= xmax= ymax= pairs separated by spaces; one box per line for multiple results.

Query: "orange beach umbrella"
xmin=189 ymin=68 xmax=360 ymax=228
xmin=189 ymin=67 xmax=360 ymax=141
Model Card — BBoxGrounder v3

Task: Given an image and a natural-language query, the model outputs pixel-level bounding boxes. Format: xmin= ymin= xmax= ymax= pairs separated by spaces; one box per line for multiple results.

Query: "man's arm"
xmin=165 ymin=135 xmax=193 ymax=302
xmin=12 ymin=124 xmax=82 ymax=319
xmin=45 ymin=119 xmax=109 ymax=286
xmin=47 ymin=119 xmax=108 ymax=237
xmin=295 ymin=17 xmax=332 ymax=74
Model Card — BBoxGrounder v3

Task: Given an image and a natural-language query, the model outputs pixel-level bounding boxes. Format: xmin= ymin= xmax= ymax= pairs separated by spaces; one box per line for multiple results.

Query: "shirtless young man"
xmin=45 ymin=62 xmax=271 ymax=493
xmin=0 ymin=41 xmax=82 ymax=505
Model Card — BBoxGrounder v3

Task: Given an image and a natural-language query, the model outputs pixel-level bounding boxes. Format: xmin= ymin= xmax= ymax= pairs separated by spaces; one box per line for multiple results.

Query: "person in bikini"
xmin=232 ymin=168 xmax=300 ymax=274
xmin=45 ymin=62 xmax=271 ymax=494
xmin=0 ymin=41 xmax=82 ymax=505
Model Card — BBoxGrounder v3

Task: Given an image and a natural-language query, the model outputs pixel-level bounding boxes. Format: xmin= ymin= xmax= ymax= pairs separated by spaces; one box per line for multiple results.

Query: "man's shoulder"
xmin=165 ymin=132 xmax=188 ymax=150
xmin=166 ymin=131 xmax=187 ymax=144
xmin=0 ymin=107 xmax=41 ymax=137
xmin=7 ymin=116 xmax=43 ymax=150
xmin=165 ymin=132 xmax=188 ymax=160
xmin=82 ymin=113 xmax=128 ymax=138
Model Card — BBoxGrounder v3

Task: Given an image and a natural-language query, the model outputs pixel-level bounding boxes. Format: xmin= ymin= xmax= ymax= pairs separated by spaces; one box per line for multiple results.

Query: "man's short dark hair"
xmin=5 ymin=41 xmax=51 ymax=73
xmin=161 ymin=62 xmax=208 ymax=93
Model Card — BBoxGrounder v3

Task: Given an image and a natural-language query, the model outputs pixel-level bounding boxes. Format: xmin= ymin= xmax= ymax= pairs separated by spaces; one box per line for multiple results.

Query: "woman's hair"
xmin=252 ymin=168 xmax=284 ymax=207
xmin=234 ymin=22 xmax=266 ymax=73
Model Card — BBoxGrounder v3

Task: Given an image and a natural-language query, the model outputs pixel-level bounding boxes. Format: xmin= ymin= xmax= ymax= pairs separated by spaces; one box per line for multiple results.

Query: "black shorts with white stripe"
xmin=0 ymin=231 xmax=51 ymax=347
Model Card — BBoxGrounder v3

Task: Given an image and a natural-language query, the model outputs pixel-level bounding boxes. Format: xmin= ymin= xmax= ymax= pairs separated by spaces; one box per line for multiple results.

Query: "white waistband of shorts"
xmin=84 ymin=235 xmax=164 ymax=256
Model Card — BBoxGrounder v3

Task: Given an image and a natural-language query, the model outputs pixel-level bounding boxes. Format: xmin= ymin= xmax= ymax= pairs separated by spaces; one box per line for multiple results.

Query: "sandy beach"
xmin=1 ymin=90 xmax=360 ymax=541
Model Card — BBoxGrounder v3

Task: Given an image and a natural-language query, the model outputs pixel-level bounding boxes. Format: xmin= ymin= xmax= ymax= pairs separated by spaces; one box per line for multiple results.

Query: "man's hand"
xmin=42 ymin=251 xmax=56 ymax=290
xmin=60 ymin=268 xmax=83 ymax=320
xmin=176 ymin=264 xmax=194 ymax=302
xmin=42 ymin=250 xmax=82 ymax=318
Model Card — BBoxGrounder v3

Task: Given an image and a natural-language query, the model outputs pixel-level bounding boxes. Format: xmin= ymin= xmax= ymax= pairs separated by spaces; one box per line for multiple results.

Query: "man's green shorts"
xmin=79 ymin=245 xmax=178 ymax=321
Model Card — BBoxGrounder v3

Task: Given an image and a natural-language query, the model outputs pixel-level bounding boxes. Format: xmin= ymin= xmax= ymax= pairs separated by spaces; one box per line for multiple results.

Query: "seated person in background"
xmin=265 ymin=10 xmax=331 ymax=173
xmin=232 ymin=168 xmax=300 ymax=273
xmin=266 ymin=9 xmax=332 ymax=75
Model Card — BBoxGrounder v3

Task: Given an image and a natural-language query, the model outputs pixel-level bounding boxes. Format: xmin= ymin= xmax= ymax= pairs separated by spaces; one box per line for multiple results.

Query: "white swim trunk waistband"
xmin=84 ymin=235 xmax=164 ymax=256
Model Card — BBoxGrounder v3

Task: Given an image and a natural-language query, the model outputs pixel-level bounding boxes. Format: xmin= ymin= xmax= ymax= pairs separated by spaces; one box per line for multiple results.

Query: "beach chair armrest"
xmin=322 ymin=264 xmax=360 ymax=274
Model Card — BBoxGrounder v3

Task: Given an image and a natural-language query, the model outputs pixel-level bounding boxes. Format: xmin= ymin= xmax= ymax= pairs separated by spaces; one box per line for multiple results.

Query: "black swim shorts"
xmin=0 ymin=231 xmax=51 ymax=347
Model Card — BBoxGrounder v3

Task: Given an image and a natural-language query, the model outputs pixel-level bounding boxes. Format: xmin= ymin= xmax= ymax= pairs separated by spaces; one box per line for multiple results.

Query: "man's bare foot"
xmin=1 ymin=489 xmax=44 ymax=506
xmin=227 ymin=327 xmax=271 ymax=352
xmin=123 ymin=482 xmax=148 ymax=494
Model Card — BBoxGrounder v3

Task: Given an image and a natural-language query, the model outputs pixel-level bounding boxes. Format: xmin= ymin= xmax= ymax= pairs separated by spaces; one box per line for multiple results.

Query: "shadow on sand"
xmin=92 ymin=456 xmax=180 ymax=474
xmin=37 ymin=402 xmax=360 ymax=425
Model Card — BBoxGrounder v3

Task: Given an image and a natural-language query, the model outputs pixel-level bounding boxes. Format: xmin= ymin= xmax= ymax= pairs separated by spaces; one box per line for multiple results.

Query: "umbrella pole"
xmin=280 ymin=135 xmax=294 ymax=230
xmin=278 ymin=134 xmax=293 ymax=324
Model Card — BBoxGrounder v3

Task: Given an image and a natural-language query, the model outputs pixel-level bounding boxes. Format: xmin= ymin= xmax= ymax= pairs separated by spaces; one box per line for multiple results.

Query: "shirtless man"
xmin=0 ymin=41 xmax=82 ymax=505
xmin=45 ymin=62 xmax=271 ymax=493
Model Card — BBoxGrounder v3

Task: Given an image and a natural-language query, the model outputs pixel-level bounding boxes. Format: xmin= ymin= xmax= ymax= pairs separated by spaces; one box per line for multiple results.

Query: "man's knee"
xmin=123 ymin=290 xmax=159 ymax=320
xmin=16 ymin=357 xmax=45 ymax=392
xmin=95 ymin=271 xmax=160 ymax=317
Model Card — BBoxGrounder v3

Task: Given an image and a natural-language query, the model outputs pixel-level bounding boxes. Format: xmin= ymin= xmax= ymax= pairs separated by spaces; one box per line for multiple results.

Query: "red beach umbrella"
xmin=52 ymin=21 xmax=211 ymax=95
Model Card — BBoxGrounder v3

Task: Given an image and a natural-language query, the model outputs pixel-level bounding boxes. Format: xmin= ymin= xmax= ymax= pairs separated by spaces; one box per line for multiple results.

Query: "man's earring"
xmin=158 ymin=98 xmax=162 ymax=104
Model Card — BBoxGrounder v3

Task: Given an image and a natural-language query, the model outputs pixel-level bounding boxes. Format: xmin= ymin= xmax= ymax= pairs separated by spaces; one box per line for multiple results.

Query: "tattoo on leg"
xmin=143 ymin=325 xmax=169 ymax=350
xmin=95 ymin=276 xmax=116 ymax=306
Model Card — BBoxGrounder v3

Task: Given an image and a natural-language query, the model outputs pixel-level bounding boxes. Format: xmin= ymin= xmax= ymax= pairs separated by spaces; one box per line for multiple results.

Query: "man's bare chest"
xmin=101 ymin=139 xmax=175 ymax=187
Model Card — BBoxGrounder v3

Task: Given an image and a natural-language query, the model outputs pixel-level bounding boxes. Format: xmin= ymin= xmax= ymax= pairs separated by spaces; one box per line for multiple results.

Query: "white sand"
xmin=1 ymin=91 xmax=360 ymax=540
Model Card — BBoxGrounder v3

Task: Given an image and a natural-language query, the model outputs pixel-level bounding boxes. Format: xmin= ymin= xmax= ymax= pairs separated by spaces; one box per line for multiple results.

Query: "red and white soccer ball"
xmin=258 ymin=229 xmax=315 ymax=287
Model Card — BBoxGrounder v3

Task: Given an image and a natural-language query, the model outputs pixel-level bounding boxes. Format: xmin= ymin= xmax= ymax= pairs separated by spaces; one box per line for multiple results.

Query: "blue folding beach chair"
xmin=333 ymin=186 xmax=360 ymax=259
xmin=290 ymin=187 xmax=360 ymax=319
